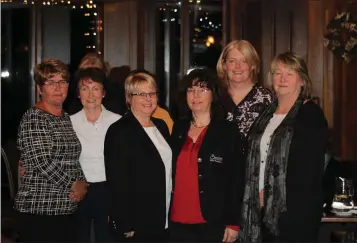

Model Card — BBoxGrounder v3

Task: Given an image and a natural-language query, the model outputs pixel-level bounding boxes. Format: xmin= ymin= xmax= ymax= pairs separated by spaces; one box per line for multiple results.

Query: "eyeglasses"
xmin=131 ymin=92 xmax=158 ymax=98
xmin=44 ymin=80 xmax=69 ymax=89
xmin=186 ymin=87 xmax=210 ymax=94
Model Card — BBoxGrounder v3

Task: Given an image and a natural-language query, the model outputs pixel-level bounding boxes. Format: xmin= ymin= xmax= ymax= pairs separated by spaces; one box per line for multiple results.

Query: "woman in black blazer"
xmin=168 ymin=68 xmax=246 ymax=242
xmin=104 ymin=72 xmax=172 ymax=242
xmin=239 ymin=52 xmax=328 ymax=242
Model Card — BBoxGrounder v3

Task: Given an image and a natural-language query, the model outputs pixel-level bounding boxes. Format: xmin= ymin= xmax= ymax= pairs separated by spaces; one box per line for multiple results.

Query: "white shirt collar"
xmin=79 ymin=105 xmax=108 ymax=125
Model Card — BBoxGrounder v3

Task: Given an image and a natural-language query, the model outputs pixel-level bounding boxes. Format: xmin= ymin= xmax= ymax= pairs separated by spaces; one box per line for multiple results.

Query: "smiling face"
xmin=128 ymin=82 xmax=158 ymax=118
xmin=223 ymin=48 xmax=252 ymax=85
xmin=37 ymin=73 xmax=68 ymax=108
xmin=78 ymin=78 xmax=104 ymax=110
xmin=186 ymin=83 xmax=212 ymax=115
xmin=272 ymin=62 xmax=303 ymax=99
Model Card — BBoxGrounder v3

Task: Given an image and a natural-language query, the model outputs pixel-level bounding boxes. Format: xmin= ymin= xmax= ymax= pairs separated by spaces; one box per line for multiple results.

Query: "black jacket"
xmin=169 ymin=118 xmax=246 ymax=226
xmin=278 ymin=101 xmax=328 ymax=242
xmin=104 ymin=111 xmax=170 ymax=237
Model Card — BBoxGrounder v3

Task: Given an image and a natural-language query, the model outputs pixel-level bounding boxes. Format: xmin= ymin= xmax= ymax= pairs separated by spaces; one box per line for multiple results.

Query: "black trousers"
xmin=16 ymin=211 xmax=75 ymax=242
xmin=168 ymin=221 xmax=225 ymax=242
xmin=121 ymin=230 xmax=168 ymax=242
xmin=74 ymin=181 xmax=111 ymax=242
xmin=261 ymin=207 xmax=277 ymax=242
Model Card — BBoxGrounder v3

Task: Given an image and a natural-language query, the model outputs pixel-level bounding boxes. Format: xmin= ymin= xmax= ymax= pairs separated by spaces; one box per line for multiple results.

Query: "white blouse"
xmin=143 ymin=126 xmax=172 ymax=229
xmin=259 ymin=113 xmax=287 ymax=191
xmin=70 ymin=106 xmax=121 ymax=183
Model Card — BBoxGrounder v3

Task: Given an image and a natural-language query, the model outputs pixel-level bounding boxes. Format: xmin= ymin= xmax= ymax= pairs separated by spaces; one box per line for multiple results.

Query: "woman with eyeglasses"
xmin=15 ymin=59 xmax=87 ymax=242
xmin=168 ymin=68 xmax=245 ymax=242
xmin=104 ymin=72 xmax=172 ymax=242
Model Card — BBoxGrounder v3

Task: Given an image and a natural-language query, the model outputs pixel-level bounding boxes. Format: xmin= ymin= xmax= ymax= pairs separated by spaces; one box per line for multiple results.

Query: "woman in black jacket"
xmin=104 ymin=72 xmax=172 ymax=241
xmin=168 ymin=68 xmax=245 ymax=242
xmin=239 ymin=52 xmax=328 ymax=242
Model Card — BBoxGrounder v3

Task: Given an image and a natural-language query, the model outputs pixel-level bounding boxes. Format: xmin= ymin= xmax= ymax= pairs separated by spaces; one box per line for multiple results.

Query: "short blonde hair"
xmin=124 ymin=72 xmax=157 ymax=106
xmin=266 ymin=52 xmax=312 ymax=98
xmin=216 ymin=40 xmax=260 ymax=87
xmin=79 ymin=53 xmax=109 ymax=75
xmin=34 ymin=58 xmax=69 ymax=86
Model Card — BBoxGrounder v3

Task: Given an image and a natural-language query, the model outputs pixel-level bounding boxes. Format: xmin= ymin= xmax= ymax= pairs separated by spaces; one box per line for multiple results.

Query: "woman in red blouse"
xmin=168 ymin=68 xmax=246 ymax=242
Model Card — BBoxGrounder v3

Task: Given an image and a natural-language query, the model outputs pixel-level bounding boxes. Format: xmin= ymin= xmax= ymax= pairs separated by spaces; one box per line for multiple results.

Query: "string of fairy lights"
xmin=159 ymin=0 xmax=222 ymax=47
xmin=1 ymin=0 xmax=102 ymax=53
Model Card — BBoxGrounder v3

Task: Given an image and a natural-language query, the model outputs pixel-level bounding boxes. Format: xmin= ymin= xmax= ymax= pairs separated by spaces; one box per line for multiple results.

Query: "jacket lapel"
xmin=125 ymin=111 xmax=165 ymax=165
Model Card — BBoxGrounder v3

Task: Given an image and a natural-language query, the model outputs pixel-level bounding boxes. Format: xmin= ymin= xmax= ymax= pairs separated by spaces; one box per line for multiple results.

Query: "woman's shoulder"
xmin=210 ymin=118 xmax=239 ymax=134
xmin=103 ymin=108 xmax=122 ymax=123
xmin=297 ymin=100 xmax=327 ymax=127
xmin=21 ymin=107 xmax=49 ymax=122
xmin=254 ymin=85 xmax=273 ymax=97
xmin=69 ymin=109 xmax=83 ymax=122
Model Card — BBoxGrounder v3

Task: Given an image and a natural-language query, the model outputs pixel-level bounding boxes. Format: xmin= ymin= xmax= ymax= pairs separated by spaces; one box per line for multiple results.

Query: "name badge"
xmin=210 ymin=154 xmax=223 ymax=164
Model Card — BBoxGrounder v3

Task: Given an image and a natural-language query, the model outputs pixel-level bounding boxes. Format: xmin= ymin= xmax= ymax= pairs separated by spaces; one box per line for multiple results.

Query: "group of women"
xmin=14 ymin=40 xmax=328 ymax=243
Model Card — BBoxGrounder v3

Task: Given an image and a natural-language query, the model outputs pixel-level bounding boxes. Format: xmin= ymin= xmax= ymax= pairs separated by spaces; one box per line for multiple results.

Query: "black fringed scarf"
xmin=239 ymin=95 xmax=304 ymax=242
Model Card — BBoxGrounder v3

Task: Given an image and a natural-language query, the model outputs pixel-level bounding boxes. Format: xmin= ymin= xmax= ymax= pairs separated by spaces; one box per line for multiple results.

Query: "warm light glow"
xmin=206 ymin=41 xmax=211 ymax=47
xmin=207 ymin=36 xmax=215 ymax=44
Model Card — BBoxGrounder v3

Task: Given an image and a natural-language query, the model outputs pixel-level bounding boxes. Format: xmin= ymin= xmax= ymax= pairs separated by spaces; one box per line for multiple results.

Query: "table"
xmin=318 ymin=215 xmax=357 ymax=242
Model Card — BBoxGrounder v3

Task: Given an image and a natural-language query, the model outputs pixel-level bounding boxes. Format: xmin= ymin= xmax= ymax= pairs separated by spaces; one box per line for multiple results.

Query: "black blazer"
xmin=278 ymin=101 xmax=328 ymax=242
xmin=104 ymin=111 xmax=170 ymax=237
xmin=169 ymin=118 xmax=245 ymax=227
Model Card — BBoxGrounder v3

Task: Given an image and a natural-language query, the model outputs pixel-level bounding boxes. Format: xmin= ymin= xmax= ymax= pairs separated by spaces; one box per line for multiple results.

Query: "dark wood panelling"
xmin=292 ymin=0 xmax=308 ymax=57
xmin=308 ymin=0 xmax=324 ymax=100
xmin=323 ymin=8 xmax=335 ymax=128
xmin=274 ymin=0 xmax=291 ymax=54
xmin=228 ymin=0 xmax=357 ymax=159
xmin=261 ymin=0 xmax=274 ymax=83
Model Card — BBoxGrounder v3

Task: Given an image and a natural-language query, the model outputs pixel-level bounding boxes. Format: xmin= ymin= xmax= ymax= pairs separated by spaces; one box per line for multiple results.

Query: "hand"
xmin=124 ymin=231 xmax=135 ymax=238
xmin=222 ymin=227 xmax=239 ymax=242
xmin=259 ymin=189 xmax=264 ymax=208
xmin=19 ymin=160 xmax=25 ymax=177
xmin=71 ymin=180 xmax=88 ymax=201
xmin=69 ymin=191 xmax=81 ymax=202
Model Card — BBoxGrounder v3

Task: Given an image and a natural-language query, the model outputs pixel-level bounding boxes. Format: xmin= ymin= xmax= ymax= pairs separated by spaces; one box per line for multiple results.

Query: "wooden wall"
xmin=225 ymin=0 xmax=357 ymax=160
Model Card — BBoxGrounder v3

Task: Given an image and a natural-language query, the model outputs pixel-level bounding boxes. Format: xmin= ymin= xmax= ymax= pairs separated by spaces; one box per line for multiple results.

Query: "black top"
xmin=278 ymin=101 xmax=328 ymax=241
xmin=169 ymin=118 xmax=246 ymax=226
xmin=104 ymin=111 xmax=170 ymax=237
xmin=220 ymin=85 xmax=272 ymax=138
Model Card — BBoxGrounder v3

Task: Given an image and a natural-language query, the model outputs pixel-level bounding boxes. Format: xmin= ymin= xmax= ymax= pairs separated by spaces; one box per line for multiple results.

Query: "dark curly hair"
xmin=177 ymin=67 xmax=225 ymax=120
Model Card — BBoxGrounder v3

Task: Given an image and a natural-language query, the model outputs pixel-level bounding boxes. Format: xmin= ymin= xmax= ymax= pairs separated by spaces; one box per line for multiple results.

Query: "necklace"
xmin=191 ymin=120 xmax=209 ymax=128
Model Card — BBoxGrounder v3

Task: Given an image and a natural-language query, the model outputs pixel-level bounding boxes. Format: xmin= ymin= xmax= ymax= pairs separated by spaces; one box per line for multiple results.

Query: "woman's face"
xmin=186 ymin=84 xmax=212 ymax=115
xmin=128 ymin=82 xmax=158 ymax=118
xmin=79 ymin=78 xmax=104 ymax=110
xmin=37 ymin=73 xmax=68 ymax=108
xmin=272 ymin=62 xmax=303 ymax=99
xmin=223 ymin=48 xmax=252 ymax=85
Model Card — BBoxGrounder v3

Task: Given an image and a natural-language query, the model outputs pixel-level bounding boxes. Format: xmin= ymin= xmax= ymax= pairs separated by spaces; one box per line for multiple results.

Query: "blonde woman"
xmin=104 ymin=72 xmax=172 ymax=241
xmin=217 ymin=40 xmax=272 ymax=139
xmin=79 ymin=53 xmax=109 ymax=75
xmin=240 ymin=52 xmax=328 ymax=242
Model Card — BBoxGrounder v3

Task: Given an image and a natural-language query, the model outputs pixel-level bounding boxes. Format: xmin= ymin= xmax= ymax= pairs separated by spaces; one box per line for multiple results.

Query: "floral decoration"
xmin=324 ymin=12 xmax=357 ymax=63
